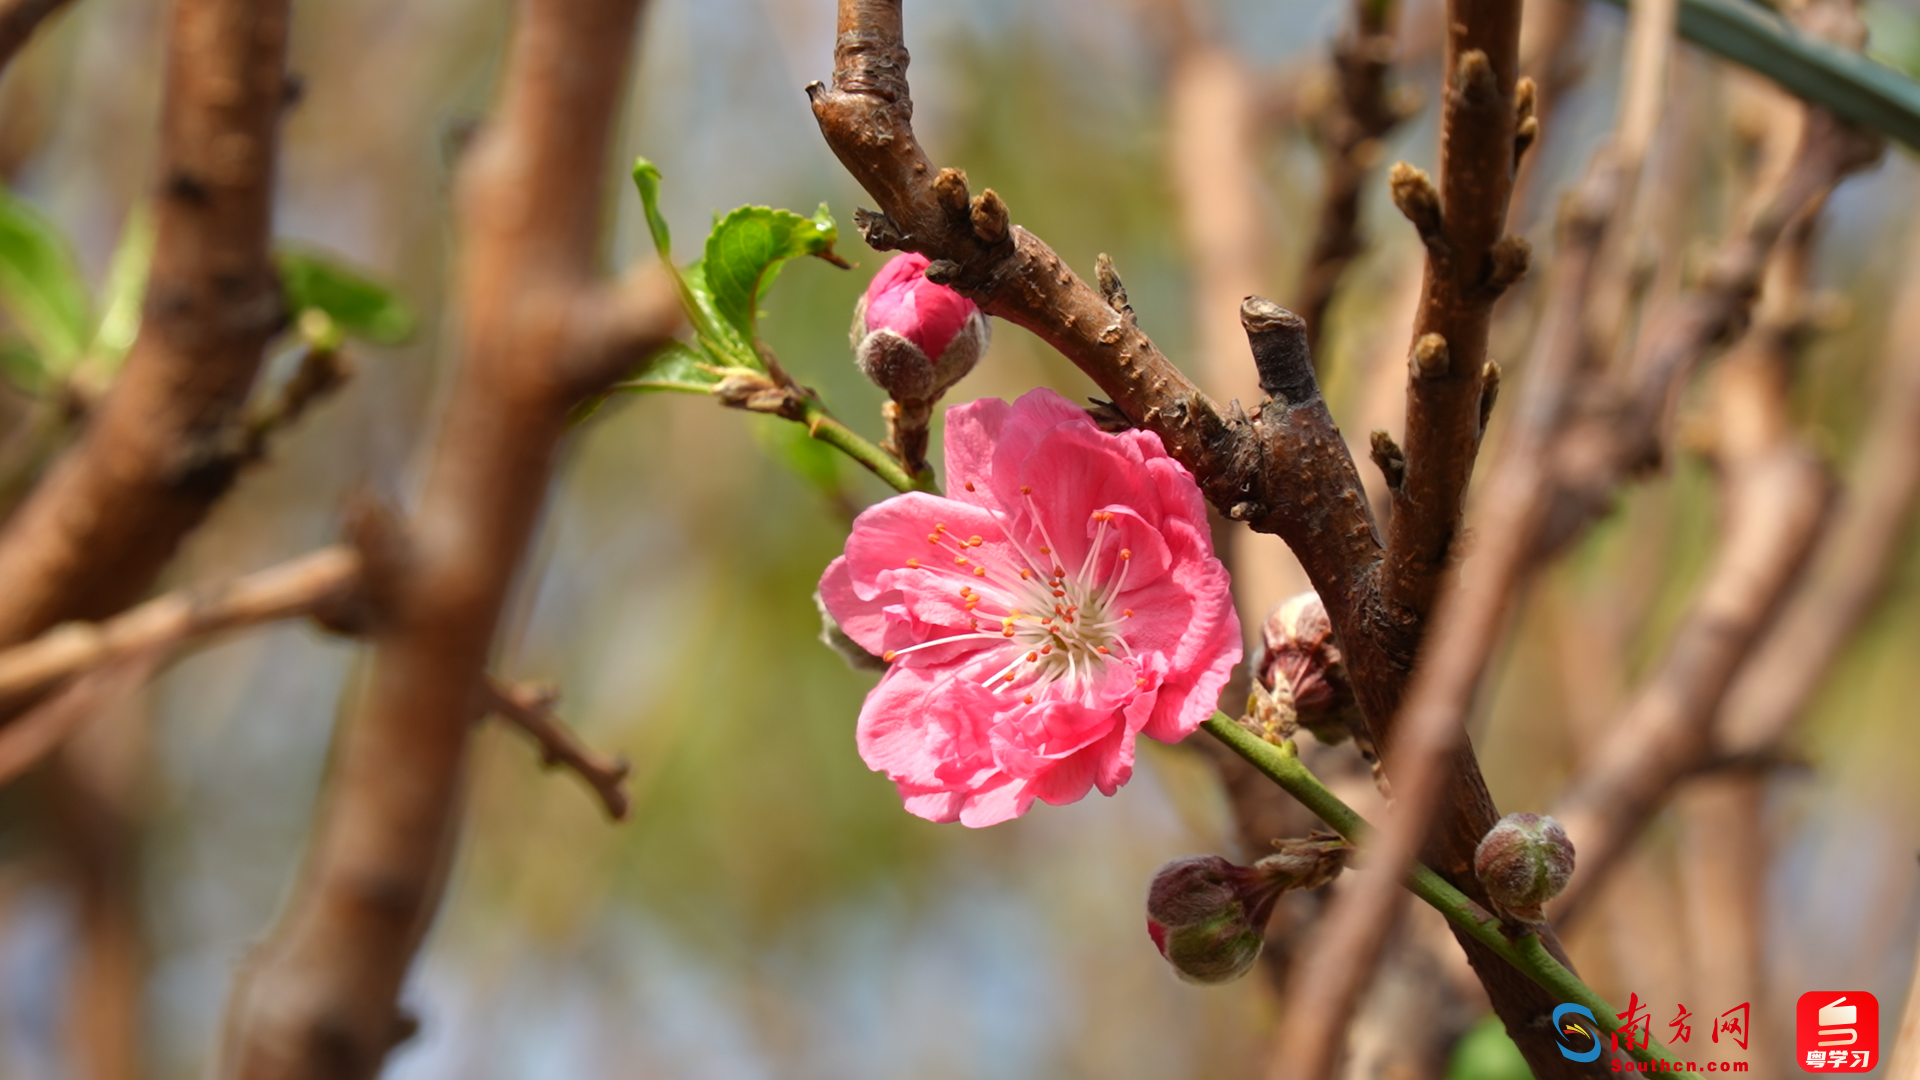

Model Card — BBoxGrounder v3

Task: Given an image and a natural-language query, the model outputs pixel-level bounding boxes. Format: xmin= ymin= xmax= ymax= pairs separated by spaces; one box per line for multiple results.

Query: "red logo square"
xmin=1796 ymin=992 xmax=1879 ymax=1072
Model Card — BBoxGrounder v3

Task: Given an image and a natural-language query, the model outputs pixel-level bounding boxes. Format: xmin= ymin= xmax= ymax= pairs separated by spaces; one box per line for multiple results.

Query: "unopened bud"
xmin=1473 ymin=812 xmax=1575 ymax=923
xmin=1255 ymin=591 xmax=1362 ymax=745
xmin=1146 ymin=839 xmax=1349 ymax=985
xmin=850 ymin=252 xmax=989 ymax=407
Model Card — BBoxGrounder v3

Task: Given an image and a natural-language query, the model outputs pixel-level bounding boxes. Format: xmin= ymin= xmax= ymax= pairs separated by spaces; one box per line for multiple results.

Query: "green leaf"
xmin=84 ymin=207 xmax=154 ymax=377
xmin=701 ymin=203 xmax=840 ymax=351
xmin=0 ymin=189 xmax=92 ymax=380
xmin=631 ymin=158 xmax=676 ymax=262
xmin=618 ymin=341 xmax=728 ymax=393
xmin=1596 ymin=0 xmax=1920 ymax=151
xmin=276 ymin=246 xmax=416 ymax=344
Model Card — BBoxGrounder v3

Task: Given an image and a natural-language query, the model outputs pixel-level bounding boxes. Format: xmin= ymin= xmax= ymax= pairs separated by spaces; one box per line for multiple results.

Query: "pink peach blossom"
xmin=820 ymin=388 xmax=1241 ymax=826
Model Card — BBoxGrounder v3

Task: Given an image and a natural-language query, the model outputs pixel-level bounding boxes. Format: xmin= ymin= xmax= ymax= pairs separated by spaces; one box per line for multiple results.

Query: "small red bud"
xmin=1145 ymin=839 xmax=1349 ymax=985
xmin=851 ymin=253 xmax=989 ymax=406
xmin=1473 ymin=812 xmax=1576 ymax=923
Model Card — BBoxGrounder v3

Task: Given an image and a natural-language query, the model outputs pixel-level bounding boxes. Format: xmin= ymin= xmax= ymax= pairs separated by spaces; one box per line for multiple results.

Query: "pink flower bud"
xmin=1255 ymin=591 xmax=1363 ymax=746
xmin=1473 ymin=812 xmax=1576 ymax=923
xmin=1145 ymin=839 xmax=1348 ymax=985
xmin=851 ymin=252 xmax=989 ymax=406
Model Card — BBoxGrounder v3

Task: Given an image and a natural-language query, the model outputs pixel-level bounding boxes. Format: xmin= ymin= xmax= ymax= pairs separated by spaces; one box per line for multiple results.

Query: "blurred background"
xmin=0 ymin=0 xmax=1916 ymax=1076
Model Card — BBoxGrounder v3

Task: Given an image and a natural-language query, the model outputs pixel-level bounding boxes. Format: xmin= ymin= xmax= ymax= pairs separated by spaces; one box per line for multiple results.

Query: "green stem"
xmin=798 ymin=395 xmax=931 ymax=495
xmin=1198 ymin=714 xmax=1674 ymax=1067
xmin=1596 ymin=0 xmax=1920 ymax=152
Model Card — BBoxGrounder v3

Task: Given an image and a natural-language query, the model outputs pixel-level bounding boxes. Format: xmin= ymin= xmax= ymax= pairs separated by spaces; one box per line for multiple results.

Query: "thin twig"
xmin=0 ymin=546 xmax=358 ymax=705
xmin=0 ymin=649 xmax=164 ymax=788
xmin=1297 ymin=0 xmax=1412 ymax=359
xmin=481 ymin=678 xmax=631 ymax=822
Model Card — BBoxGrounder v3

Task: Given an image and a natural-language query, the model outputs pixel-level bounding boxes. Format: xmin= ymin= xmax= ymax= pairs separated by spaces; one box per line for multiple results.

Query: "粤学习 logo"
xmin=1554 ymin=1003 xmax=1603 ymax=1062
xmin=1795 ymin=991 xmax=1878 ymax=1072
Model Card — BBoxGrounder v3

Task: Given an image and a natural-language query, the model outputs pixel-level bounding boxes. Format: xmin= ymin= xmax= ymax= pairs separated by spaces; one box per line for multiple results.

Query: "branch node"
xmin=922 ymin=258 xmax=961 ymax=286
xmin=1095 ymin=252 xmax=1134 ymax=320
xmin=1389 ymin=162 xmax=1443 ymax=248
xmin=1484 ymin=234 xmax=1532 ymax=296
xmin=969 ymin=187 xmax=1010 ymax=245
xmin=1370 ymin=430 xmax=1406 ymax=492
xmin=1240 ymin=297 xmax=1318 ymax=406
xmin=852 ymin=207 xmax=904 ymax=251
xmin=1409 ymin=332 xmax=1451 ymax=379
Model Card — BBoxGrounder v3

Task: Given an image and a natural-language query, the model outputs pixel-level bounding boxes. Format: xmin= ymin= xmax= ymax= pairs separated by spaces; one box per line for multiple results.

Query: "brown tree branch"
xmin=0 ymin=0 xmax=72 ymax=80
xmin=0 ymin=0 xmax=289 ymax=645
xmin=481 ymin=679 xmax=631 ymax=822
xmin=216 ymin=2 xmax=677 ymax=1074
xmin=1714 ymin=213 xmax=1920 ymax=759
xmin=0 ymin=545 xmax=357 ymax=706
xmin=1549 ymin=444 xmax=1830 ymax=922
xmin=1297 ymin=0 xmax=1413 ymax=360
xmin=1377 ymin=0 xmax=1528 ymax=652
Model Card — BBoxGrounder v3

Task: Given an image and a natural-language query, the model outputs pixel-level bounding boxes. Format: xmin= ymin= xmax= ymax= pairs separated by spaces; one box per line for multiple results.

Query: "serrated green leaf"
xmin=701 ymin=204 xmax=840 ymax=350
xmin=276 ymin=246 xmax=416 ymax=344
xmin=0 ymin=189 xmax=92 ymax=379
xmin=618 ymin=341 xmax=727 ymax=393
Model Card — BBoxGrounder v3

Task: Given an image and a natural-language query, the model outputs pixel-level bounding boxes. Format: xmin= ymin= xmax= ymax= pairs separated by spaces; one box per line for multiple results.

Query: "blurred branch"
xmin=1596 ymin=0 xmax=1920 ymax=152
xmin=1296 ymin=0 xmax=1413 ymax=358
xmin=1714 ymin=212 xmax=1920 ymax=759
xmin=218 ymin=1 xmax=677 ymax=1073
xmin=809 ymin=5 xmax=1583 ymax=1075
xmin=0 ymin=0 xmax=289 ymax=644
xmin=1549 ymin=435 xmax=1830 ymax=922
xmin=481 ymin=679 xmax=631 ymax=822
xmin=0 ymin=545 xmax=357 ymax=706
xmin=0 ymin=0 xmax=72 ymax=79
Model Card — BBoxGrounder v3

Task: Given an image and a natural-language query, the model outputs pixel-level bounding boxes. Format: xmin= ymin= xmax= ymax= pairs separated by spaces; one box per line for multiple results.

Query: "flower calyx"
xmin=1473 ymin=812 xmax=1576 ymax=925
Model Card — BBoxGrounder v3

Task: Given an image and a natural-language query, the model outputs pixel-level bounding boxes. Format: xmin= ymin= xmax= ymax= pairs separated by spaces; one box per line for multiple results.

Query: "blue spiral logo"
xmin=1553 ymin=1003 xmax=1603 ymax=1062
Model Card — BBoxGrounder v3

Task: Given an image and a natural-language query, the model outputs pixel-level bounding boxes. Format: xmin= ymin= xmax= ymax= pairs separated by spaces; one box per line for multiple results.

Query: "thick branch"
xmin=217 ymin=2 xmax=674 ymax=1077
xmin=0 ymin=0 xmax=288 ymax=644
xmin=1378 ymin=0 xmax=1526 ymax=656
